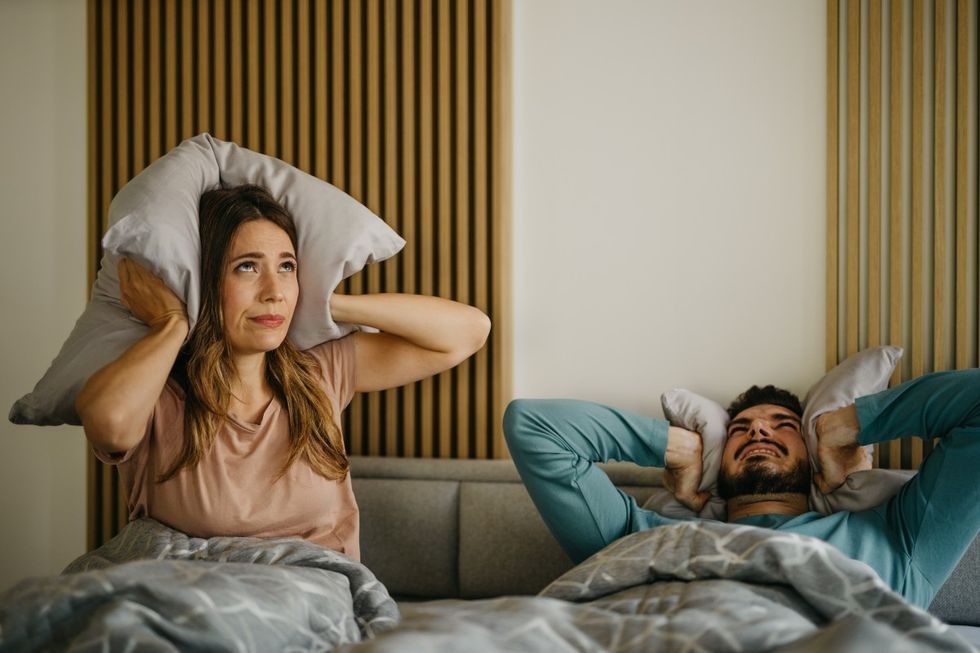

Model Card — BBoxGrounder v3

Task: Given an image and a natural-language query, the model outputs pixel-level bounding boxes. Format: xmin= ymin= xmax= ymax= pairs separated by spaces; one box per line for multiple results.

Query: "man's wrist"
xmin=817 ymin=404 xmax=861 ymax=449
xmin=665 ymin=426 xmax=702 ymax=470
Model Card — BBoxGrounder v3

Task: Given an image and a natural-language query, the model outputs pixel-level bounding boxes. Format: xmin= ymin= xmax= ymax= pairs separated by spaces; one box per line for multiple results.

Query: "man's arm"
xmin=503 ymin=399 xmax=705 ymax=563
xmin=820 ymin=369 xmax=980 ymax=596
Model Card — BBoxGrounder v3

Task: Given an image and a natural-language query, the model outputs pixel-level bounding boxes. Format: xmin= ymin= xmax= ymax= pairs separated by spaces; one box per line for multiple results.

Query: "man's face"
xmin=717 ymin=404 xmax=811 ymax=500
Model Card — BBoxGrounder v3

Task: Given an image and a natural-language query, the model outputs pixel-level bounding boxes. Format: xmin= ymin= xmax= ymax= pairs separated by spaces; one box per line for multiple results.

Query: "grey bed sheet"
xmin=345 ymin=520 xmax=976 ymax=652
xmin=0 ymin=518 xmax=399 ymax=652
xmin=953 ymin=627 xmax=980 ymax=649
xmin=3 ymin=518 xmax=976 ymax=652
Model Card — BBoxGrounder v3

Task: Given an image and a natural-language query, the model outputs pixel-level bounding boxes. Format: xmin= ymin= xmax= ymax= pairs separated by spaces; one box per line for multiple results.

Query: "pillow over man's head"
xmin=647 ymin=346 xmax=913 ymax=519
xmin=10 ymin=133 xmax=404 ymax=426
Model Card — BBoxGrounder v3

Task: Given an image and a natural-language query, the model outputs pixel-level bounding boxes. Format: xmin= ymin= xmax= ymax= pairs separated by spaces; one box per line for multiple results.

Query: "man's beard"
xmin=717 ymin=458 xmax=812 ymax=500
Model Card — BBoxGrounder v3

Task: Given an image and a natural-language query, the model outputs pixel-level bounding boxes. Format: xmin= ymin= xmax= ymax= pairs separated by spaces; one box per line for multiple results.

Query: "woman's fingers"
xmin=115 ymin=258 xmax=186 ymax=325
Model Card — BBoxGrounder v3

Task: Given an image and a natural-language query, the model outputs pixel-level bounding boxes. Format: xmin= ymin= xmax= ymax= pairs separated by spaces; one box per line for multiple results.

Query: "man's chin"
xmin=719 ymin=459 xmax=812 ymax=500
xmin=741 ymin=456 xmax=787 ymax=472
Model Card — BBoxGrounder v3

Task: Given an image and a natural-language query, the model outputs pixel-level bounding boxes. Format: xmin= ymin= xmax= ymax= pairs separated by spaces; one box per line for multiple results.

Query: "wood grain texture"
xmin=887 ymin=0 xmax=903 ymax=469
xmin=845 ymin=0 xmax=860 ymax=358
xmin=826 ymin=0 xmax=839 ymax=372
xmin=868 ymin=0 xmax=881 ymax=350
xmin=830 ymin=0 xmax=979 ymax=469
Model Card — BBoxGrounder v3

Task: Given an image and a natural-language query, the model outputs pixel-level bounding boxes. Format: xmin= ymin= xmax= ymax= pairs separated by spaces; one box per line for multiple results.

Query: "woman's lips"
xmin=250 ymin=315 xmax=285 ymax=328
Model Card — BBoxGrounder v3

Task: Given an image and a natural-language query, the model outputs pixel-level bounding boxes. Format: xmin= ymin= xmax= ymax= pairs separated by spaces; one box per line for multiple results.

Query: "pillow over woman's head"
xmin=10 ymin=133 xmax=404 ymax=426
xmin=648 ymin=346 xmax=912 ymax=519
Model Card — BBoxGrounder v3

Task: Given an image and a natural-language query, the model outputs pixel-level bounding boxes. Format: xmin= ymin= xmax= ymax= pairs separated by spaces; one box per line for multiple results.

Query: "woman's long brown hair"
xmin=158 ymin=184 xmax=349 ymax=483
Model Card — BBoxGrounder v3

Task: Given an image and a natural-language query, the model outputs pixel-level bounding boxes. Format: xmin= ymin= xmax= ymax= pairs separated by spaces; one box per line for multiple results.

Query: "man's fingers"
xmin=686 ymin=491 xmax=711 ymax=513
xmin=814 ymin=472 xmax=827 ymax=494
xmin=814 ymin=472 xmax=840 ymax=495
xmin=676 ymin=489 xmax=711 ymax=513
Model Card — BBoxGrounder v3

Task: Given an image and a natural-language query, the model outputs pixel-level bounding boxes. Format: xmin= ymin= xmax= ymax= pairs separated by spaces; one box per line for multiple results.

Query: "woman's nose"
xmin=260 ymin=273 xmax=285 ymax=302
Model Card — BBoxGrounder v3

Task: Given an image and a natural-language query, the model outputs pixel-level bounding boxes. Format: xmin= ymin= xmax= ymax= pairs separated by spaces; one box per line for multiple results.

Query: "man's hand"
xmin=664 ymin=426 xmax=710 ymax=512
xmin=813 ymin=404 xmax=871 ymax=494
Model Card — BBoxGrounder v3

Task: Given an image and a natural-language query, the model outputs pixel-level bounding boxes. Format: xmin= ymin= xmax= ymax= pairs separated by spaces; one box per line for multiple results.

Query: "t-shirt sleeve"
xmin=91 ymin=379 xmax=182 ymax=466
xmin=305 ymin=334 xmax=357 ymax=410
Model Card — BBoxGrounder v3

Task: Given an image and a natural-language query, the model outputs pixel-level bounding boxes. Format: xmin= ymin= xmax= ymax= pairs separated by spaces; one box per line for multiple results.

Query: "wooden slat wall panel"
xmin=827 ymin=0 xmax=839 ymax=372
xmin=87 ymin=0 xmax=512 ymax=549
xmin=829 ymin=0 xmax=979 ymax=470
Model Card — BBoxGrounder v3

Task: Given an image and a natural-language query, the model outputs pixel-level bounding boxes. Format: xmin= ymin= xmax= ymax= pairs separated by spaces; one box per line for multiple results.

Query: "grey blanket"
xmin=343 ymin=520 xmax=976 ymax=652
xmin=0 ymin=518 xmax=399 ymax=652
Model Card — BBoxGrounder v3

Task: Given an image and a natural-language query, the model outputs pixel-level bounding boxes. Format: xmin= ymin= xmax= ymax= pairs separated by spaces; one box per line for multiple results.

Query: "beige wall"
xmin=0 ymin=0 xmax=826 ymax=591
xmin=513 ymin=0 xmax=826 ymax=412
xmin=0 ymin=0 xmax=88 ymax=591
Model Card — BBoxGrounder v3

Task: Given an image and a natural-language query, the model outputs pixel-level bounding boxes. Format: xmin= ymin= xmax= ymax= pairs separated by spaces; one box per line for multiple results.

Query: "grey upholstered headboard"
xmin=349 ymin=456 xmax=980 ymax=626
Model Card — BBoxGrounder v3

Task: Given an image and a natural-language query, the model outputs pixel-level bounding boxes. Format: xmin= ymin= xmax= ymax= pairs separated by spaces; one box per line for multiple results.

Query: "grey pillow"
xmin=801 ymin=346 xmax=910 ymax=514
xmin=10 ymin=133 xmax=404 ymax=426
xmin=648 ymin=346 xmax=912 ymax=518
xmin=656 ymin=390 xmax=728 ymax=520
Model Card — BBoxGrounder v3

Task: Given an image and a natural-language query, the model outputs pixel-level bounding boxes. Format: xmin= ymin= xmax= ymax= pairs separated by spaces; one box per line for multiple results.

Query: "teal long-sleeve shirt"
xmin=503 ymin=369 xmax=980 ymax=610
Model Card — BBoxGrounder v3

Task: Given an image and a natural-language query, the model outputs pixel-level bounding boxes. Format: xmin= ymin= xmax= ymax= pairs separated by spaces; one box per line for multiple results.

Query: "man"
xmin=503 ymin=370 xmax=980 ymax=609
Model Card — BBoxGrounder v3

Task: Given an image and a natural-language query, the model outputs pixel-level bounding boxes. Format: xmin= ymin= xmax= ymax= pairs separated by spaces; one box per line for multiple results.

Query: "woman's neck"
xmin=229 ymin=352 xmax=270 ymax=405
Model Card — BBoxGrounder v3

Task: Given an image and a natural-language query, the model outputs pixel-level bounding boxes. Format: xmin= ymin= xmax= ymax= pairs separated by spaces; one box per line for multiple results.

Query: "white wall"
xmin=0 ymin=0 xmax=88 ymax=591
xmin=513 ymin=0 xmax=826 ymax=413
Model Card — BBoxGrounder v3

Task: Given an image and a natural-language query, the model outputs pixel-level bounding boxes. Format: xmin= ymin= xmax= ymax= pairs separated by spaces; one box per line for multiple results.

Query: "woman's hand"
xmin=118 ymin=258 xmax=187 ymax=328
xmin=78 ymin=260 xmax=189 ymax=454
xmin=813 ymin=404 xmax=871 ymax=494
xmin=664 ymin=426 xmax=711 ymax=512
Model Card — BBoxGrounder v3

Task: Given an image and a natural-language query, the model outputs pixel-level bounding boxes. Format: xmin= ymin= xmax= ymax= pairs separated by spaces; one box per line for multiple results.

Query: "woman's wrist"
xmin=329 ymin=293 xmax=353 ymax=323
xmin=150 ymin=311 xmax=190 ymax=339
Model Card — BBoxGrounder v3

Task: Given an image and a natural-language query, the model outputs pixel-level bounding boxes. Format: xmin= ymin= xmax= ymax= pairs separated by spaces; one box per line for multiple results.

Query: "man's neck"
xmin=725 ymin=493 xmax=809 ymax=522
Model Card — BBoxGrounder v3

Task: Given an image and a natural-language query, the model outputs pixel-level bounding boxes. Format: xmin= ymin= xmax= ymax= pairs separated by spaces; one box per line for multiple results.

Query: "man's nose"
xmin=749 ymin=419 xmax=772 ymax=438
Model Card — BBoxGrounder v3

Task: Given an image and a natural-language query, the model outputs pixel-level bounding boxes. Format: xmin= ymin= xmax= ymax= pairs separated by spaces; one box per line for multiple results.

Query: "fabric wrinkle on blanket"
xmin=0 ymin=517 xmax=399 ymax=652
xmin=338 ymin=520 xmax=976 ymax=653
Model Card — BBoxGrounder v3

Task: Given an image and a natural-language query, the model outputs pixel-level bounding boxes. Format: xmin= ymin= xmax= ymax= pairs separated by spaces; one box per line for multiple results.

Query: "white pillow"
xmin=647 ymin=346 xmax=912 ymax=518
xmin=10 ymin=133 xmax=404 ymax=426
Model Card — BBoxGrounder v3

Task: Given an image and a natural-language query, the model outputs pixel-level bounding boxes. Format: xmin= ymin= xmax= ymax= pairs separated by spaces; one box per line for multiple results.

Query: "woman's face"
xmin=220 ymin=219 xmax=299 ymax=356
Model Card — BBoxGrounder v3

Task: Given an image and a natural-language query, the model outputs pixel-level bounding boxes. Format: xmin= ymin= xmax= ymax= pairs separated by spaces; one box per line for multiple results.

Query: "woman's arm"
xmin=329 ymin=293 xmax=490 ymax=393
xmin=76 ymin=259 xmax=188 ymax=454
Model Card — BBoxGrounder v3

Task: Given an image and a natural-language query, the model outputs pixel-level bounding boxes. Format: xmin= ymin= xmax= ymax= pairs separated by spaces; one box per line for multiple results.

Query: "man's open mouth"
xmin=738 ymin=442 xmax=788 ymax=460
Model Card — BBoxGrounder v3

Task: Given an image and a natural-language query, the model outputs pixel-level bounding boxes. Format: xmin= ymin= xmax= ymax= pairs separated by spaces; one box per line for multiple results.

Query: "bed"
xmin=351 ymin=455 xmax=980 ymax=651
xmin=2 ymin=455 xmax=977 ymax=651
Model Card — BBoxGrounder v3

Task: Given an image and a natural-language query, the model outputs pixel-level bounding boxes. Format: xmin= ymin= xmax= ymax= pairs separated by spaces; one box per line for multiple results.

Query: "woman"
xmin=76 ymin=184 xmax=490 ymax=560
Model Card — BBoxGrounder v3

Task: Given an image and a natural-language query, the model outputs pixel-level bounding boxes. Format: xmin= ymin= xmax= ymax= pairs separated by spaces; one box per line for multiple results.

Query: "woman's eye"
xmin=280 ymin=261 xmax=297 ymax=273
xmin=235 ymin=261 xmax=257 ymax=273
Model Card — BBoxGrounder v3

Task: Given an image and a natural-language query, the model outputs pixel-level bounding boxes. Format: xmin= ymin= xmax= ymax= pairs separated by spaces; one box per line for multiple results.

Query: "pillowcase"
xmin=645 ymin=346 xmax=913 ymax=518
xmin=654 ymin=390 xmax=728 ymax=520
xmin=10 ymin=133 xmax=404 ymax=426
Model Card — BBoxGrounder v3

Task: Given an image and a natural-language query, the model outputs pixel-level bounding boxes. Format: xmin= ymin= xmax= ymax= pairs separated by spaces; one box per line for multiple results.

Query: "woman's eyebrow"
xmin=230 ymin=251 xmax=296 ymax=262
xmin=230 ymin=251 xmax=264 ymax=262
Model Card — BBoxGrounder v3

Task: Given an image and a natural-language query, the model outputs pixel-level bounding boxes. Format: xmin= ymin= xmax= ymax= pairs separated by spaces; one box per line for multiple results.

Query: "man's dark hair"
xmin=726 ymin=385 xmax=803 ymax=420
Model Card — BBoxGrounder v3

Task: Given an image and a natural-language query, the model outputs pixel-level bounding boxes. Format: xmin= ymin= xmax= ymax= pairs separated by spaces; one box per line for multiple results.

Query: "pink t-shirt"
xmin=94 ymin=336 xmax=360 ymax=560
